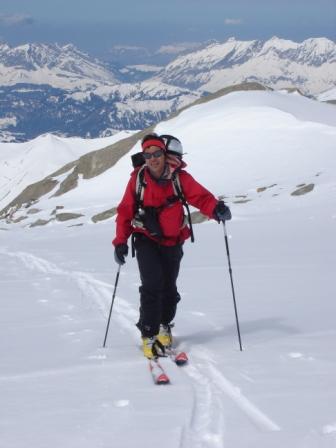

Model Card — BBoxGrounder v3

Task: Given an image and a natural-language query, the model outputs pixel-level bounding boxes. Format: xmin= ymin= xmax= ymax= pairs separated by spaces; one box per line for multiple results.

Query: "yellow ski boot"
xmin=142 ymin=337 xmax=156 ymax=359
xmin=157 ymin=324 xmax=173 ymax=348
xmin=142 ymin=336 xmax=166 ymax=359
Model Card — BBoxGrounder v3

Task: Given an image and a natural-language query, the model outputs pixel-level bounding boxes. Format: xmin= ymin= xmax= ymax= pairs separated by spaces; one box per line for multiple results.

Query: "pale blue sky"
xmin=0 ymin=0 xmax=335 ymax=57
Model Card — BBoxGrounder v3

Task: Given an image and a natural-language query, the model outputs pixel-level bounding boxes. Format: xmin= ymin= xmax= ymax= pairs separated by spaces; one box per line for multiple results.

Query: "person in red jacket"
xmin=112 ymin=133 xmax=231 ymax=359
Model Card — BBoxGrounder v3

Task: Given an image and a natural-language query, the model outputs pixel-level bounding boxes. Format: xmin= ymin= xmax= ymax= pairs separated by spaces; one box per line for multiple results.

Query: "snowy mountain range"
xmin=1 ymin=88 xmax=336 ymax=447
xmin=0 ymin=81 xmax=198 ymax=142
xmin=0 ymin=37 xmax=335 ymax=142
xmin=156 ymin=37 xmax=336 ymax=94
xmin=0 ymin=42 xmax=119 ymax=90
xmin=0 ymin=42 xmax=200 ymax=142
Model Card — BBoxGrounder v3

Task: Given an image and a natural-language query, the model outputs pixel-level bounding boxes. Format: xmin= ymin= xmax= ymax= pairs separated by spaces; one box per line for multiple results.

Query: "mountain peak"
xmin=157 ymin=36 xmax=336 ymax=94
xmin=0 ymin=41 xmax=119 ymax=90
xmin=302 ymin=37 xmax=336 ymax=52
xmin=62 ymin=43 xmax=79 ymax=51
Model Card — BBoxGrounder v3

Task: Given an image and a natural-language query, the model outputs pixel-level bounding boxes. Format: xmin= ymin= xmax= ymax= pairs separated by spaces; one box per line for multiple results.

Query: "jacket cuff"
xmin=112 ymin=237 xmax=127 ymax=247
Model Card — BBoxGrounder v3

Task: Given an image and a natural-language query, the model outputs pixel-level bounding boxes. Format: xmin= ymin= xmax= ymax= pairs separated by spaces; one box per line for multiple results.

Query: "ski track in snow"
xmin=2 ymin=249 xmax=282 ymax=447
xmin=2 ymin=249 xmax=139 ymax=339
xmin=193 ymin=348 xmax=281 ymax=432
xmin=179 ymin=363 xmax=226 ymax=448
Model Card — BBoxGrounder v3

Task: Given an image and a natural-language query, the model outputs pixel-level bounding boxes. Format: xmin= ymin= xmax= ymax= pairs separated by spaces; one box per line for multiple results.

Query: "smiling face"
xmin=143 ymin=145 xmax=165 ymax=178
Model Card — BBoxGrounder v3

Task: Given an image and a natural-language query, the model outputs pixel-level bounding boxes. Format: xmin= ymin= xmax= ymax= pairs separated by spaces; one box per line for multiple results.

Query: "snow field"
xmin=1 ymin=89 xmax=336 ymax=447
xmin=1 ymin=197 xmax=336 ymax=447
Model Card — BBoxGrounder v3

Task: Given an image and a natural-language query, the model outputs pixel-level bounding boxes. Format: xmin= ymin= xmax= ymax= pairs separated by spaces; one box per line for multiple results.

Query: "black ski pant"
xmin=133 ymin=233 xmax=183 ymax=338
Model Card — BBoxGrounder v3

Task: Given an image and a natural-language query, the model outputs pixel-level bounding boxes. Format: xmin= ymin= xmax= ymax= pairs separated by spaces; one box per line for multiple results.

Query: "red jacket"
xmin=112 ymin=167 xmax=218 ymax=246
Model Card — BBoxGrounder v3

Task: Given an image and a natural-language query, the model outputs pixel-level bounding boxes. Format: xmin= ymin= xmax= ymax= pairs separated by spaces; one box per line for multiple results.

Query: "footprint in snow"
xmin=190 ymin=311 xmax=205 ymax=317
xmin=114 ymin=400 xmax=130 ymax=408
xmin=288 ymin=352 xmax=315 ymax=361
xmin=61 ymin=314 xmax=74 ymax=321
xmin=87 ymin=354 xmax=107 ymax=360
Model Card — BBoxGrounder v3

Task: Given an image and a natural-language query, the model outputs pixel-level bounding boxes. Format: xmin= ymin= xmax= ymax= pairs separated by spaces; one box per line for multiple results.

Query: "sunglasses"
xmin=143 ymin=149 xmax=164 ymax=160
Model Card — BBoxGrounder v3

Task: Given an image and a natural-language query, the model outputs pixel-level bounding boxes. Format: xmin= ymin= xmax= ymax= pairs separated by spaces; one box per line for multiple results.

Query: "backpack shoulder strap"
xmin=131 ymin=165 xmax=146 ymax=258
xmin=172 ymin=172 xmax=195 ymax=243
xmin=135 ymin=165 xmax=146 ymax=207
xmin=171 ymin=172 xmax=184 ymax=202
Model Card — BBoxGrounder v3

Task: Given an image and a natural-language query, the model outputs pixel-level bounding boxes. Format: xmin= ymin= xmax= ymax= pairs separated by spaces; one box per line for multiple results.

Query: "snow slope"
xmin=318 ymin=86 xmax=336 ymax=101
xmin=4 ymin=89 xmax=335 ymax=226
xmin=1 ymin=90 xmax=336 ymax=447
xmin=0 ymin=131 xmax=135 ymax=211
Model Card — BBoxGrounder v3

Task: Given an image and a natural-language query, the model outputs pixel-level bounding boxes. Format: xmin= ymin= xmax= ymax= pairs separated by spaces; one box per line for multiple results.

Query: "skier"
xmin=112 ymin=133 xmax=231 ymax=359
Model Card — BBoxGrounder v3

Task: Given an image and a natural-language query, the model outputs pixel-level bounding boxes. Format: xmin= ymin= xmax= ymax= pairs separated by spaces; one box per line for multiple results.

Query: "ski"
xmin=165 ymin=347 xmax=188 ymax=366
xmin=148 ymin=358 xmax=170 ymax=385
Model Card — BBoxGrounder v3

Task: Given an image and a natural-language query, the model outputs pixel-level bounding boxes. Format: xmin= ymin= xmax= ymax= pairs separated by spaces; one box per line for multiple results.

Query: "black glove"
xmin=114 ymin=243 xmax=128 ymax=265
xmin=214 ymin=201 xmax=232 ymax=222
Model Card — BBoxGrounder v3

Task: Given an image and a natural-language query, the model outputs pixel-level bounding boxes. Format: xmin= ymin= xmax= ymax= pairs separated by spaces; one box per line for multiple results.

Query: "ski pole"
xmin=103 ymin=264 xmax=121 ymax=348
xmin=222 ymin=221 xmax=243 ymax=351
